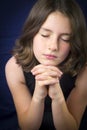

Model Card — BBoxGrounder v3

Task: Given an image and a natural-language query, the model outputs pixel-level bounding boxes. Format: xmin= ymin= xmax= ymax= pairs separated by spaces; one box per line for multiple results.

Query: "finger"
xmin=36 ymin=79 xmax=58 ymax=86
xmin=35 ymin=75 xmax=59 ymax=85
xmin=31 ymin=67 xmax=47 ymax=75
xmin=31 ymin=64 xmax=46 ymax=74
xmin=45 ymin=65 xmax=63 ymax=75
xmin=31 ymin=64 xmax=63 ymax=77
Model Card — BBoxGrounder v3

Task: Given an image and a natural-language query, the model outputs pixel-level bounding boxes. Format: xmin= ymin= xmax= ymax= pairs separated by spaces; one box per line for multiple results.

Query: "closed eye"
xmin=60 ymin=38 xmax=70 ymax=42
xmin=59 ymin=34 xmax=71 ymax=43
xmin=41 ymin=34 xmax=50 ymax=38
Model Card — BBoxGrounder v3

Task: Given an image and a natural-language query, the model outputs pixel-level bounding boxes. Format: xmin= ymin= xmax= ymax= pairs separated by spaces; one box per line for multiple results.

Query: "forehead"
xmin=41 ymin=11 xmax=71 ymax=33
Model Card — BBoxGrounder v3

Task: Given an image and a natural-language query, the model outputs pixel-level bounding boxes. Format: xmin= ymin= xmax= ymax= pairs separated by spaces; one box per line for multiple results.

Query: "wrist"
xmin=33 ymin=92 xmax=46 ymax=103
xmin=49 ymin=84 xmax=65 ymax=101
xmin=33 ymin=86 xmax=47 ymax=102
xmin=52 ymin=95 xmax=65 ymax=103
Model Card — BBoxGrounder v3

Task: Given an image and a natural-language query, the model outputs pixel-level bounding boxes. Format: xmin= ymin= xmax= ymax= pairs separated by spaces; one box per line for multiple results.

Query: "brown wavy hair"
xmin=13 ymin=0 xmax=87 ymax=76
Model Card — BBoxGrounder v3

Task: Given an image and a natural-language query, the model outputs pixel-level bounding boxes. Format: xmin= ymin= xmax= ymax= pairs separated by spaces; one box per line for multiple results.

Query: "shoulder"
xmin=5 ymin=56 xmax=25 ymax=85
xmin=5 ymin=56 xmax=19 ymax=70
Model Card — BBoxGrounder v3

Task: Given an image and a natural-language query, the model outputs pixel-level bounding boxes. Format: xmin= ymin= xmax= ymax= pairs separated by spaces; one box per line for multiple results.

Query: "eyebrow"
xmin=41 ymin=27 xmax=52 ymax=32
xmin=41 ymin=27 xmax=71 ymax=35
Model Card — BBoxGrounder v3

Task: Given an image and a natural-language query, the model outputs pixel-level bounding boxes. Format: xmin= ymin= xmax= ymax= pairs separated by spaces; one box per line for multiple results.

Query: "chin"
xmin=42 ymin=62 xmax=57 ymax=66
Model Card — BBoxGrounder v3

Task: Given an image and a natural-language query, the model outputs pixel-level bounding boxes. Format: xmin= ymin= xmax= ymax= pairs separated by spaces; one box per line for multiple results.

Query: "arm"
xmin=5 ymin=57 xmax=47 ymax=130
xmin=49 ymin=83 xmax=78 ymax=130
xmin=67 ymin=65 xmax=87 ymax=129
xmin=32 ymin=64 xmax=78 ymax=130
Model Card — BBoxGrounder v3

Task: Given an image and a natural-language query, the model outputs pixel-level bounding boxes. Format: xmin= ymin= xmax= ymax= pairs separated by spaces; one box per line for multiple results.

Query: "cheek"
xmin=60 ymin=44 xmax=70 ymax=58
xmin=33 ymin=41 xmax=42 ymax=53
xmin=33 ymin=36 xmax=44 ymax=57
xmin=64 ymin=47 xmax=70 ymax=56
xmin=33 ymin=35 xmax=40 ymax=52
xmin=33 ymin=34 xmax=46 ymax=52
xmin=33 ymin=42 xmax=39 ymax=56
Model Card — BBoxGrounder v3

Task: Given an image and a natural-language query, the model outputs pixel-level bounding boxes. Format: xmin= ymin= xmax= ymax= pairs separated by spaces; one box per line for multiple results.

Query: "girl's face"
xmin=33 ymin=11 xmax=71 ymax=66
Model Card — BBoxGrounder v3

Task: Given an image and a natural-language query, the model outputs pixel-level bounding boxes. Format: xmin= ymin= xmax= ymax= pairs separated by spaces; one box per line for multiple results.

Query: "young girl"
xmin=5 ymin=0 xmax=87 ymax=130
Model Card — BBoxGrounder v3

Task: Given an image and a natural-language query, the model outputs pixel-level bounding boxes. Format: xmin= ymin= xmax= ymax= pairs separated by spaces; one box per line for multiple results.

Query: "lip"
xmin=44 ymin=54 xmax=57 ymax=60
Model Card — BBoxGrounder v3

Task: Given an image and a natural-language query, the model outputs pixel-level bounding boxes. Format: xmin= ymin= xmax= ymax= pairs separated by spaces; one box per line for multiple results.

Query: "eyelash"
xmin=41 ymin=34 xmax=49 ymax=38
xmin=60 ymin=38 xmax=70 ymax=42
xmin=60 ymin=38 xmax=70 ymax=43
xmin=41 ymin=34 xmax=70 ymax=43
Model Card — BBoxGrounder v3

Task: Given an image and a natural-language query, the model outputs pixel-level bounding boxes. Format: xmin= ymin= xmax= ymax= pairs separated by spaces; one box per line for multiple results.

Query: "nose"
xmin=48 ymin=38 xmax=58 ymax=51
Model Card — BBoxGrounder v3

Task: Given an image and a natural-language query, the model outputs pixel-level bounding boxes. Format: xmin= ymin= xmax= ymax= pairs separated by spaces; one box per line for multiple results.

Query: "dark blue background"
xmin=0 ymin=0 xmax=87 ymax=129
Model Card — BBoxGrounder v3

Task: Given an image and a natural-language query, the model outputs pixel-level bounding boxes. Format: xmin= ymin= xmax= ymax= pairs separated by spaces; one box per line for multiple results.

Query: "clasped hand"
xmin=31 ymin=64 xmax=63 ymax=101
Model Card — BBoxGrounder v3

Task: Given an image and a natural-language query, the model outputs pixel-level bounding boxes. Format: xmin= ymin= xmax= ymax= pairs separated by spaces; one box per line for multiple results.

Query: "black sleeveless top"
xmin=24 ymin=72 xmax=87 ymax=130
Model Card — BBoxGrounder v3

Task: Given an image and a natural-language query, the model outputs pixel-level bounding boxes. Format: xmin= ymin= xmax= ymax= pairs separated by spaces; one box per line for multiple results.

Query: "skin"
xmin=33 ymin=11 xmax=71 ymax=66
xmin=5 ymin=11 xmax=87 ymax=130
xmin=67 ymin=65 xmax=87 ymax=128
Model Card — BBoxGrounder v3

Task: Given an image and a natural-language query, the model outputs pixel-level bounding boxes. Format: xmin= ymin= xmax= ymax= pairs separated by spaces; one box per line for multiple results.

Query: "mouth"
xmin=43 ymin=54 xmax=57 ymax=60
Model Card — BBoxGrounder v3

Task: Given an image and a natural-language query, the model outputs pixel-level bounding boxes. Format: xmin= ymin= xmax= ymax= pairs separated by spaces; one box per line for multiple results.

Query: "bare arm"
xmin=5 ymin=57 xmax=47 ymax=130
xmin=67 ymin=65 xmax=87 ymax=129
xmin=32 ymin=64 xmax=78 ymax=130
xmin=49 ymin=83 xmax=77 ymax=130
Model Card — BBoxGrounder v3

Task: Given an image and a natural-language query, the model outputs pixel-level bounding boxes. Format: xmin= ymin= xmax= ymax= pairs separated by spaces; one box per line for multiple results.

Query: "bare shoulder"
xmin=5 ymin=57 xmax=32 ymax=115
xmin=5 ymin=56 xmax=22 ymax=73
xmin=5 ymin=56 xmax=25 ymax=86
